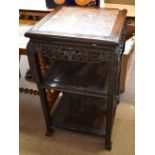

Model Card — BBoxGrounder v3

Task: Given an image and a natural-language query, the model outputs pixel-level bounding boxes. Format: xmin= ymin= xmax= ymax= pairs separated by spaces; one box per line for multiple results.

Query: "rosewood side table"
xmin=25 ymin=7 xmax=127 ymax=150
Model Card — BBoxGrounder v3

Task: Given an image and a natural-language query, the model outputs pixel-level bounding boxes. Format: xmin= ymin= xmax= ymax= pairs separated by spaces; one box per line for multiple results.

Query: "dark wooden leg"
xmin=37 ymin=85 xmax=54 ymax=136
xmin=116 ymin=95 xmax=120 ymax=105
xmin=116 ymin=58 xmax=121 ymax=104
xmin=46 ymin=129 xmax=54 ymax=137
xmin=116 ymin=48 xmax=125 ymax=104
xmin=26 ymin=48 xmax=54 ymax=136
xmin=116 ymin=66 xmax=121 ymax=104
xmin=37 ymin=53 xmax=56 ymax=136
xmin=104 ymin=141 xmax=112 ymax=150
xmin=105 ymin=94 xmax=114 ymax=150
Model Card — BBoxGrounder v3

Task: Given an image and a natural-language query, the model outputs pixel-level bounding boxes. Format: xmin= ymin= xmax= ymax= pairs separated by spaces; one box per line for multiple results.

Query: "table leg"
xmin=104 ymin=94 xmax=114 ymax=150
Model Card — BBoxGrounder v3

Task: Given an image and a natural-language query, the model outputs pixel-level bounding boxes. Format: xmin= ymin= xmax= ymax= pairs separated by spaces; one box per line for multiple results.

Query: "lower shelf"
xmin=50 ymin=92 xmax=107 ymax=137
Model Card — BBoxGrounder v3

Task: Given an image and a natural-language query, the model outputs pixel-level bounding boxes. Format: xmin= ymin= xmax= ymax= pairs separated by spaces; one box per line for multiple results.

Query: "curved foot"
xmin=45 ymin=129 xmax=54 ymax=137
xmin=104 ymin=142 xmax=112 ymax=150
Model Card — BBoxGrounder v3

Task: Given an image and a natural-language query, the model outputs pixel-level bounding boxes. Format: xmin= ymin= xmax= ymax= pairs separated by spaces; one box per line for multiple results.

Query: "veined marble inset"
xmin=39 ymin=7 xmax=118 ymax=38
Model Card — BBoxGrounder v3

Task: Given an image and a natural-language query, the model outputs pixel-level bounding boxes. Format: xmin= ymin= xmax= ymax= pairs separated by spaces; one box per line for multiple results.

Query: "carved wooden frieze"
xmin=27 ymin=40 xmax=122 ymax=63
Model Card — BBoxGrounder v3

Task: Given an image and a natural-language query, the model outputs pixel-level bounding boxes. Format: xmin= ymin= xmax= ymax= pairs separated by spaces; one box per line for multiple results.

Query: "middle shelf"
xmin=42 ymin=60 xmax=110 ymax=98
